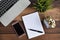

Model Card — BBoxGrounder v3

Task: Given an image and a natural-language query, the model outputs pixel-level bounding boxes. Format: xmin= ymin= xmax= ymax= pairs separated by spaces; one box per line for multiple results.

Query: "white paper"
xmin=22 ymin=12 xmax=45 ymax=39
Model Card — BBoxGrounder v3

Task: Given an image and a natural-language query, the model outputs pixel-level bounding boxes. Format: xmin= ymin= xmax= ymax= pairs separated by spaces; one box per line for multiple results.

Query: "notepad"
xmin=22 ymin=12 xmax=45 ymax=39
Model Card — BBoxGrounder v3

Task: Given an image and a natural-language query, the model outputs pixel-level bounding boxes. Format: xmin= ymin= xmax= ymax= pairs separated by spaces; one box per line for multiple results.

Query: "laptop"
xmin=0 ymin=0 xmax=31 ymax=26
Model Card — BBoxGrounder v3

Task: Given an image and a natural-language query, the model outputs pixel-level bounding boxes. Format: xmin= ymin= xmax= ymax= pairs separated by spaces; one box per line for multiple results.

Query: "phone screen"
xmin=13 ymin=23 xmax=24 ymax=36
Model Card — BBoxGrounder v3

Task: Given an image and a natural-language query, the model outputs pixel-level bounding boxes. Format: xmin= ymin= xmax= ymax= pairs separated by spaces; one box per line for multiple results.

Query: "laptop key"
xmin=0 ymin=0 xmax=19 ymax=17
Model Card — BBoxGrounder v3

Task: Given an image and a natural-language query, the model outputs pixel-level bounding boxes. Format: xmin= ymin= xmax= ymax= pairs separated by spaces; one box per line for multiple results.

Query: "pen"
xmin=29 ymin=29 xmax=43 ymax=33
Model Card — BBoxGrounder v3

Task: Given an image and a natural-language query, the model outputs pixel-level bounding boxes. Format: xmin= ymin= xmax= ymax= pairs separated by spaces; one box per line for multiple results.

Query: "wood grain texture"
xmin=0 ymin=34 xmax=60 ymax=40
xmin=0 ymin=0 xmax=60 ymax=40
xmin=0 ymin=21 xmax=60 ymax=34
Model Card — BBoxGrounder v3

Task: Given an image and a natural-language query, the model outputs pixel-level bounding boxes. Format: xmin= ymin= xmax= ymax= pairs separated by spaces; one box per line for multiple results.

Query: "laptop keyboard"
xmin=0 ymin=0 xmax=19 ymax=17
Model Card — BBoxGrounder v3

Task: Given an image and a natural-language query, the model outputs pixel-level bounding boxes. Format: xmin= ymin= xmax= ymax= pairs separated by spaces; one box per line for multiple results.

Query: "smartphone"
xmin=12 ymin=21 xmax=25 ymax=38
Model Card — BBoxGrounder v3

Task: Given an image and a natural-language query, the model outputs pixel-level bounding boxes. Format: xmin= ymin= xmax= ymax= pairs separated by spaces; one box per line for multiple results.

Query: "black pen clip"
xmin=29 ymin=29 xmax=43 ymax=33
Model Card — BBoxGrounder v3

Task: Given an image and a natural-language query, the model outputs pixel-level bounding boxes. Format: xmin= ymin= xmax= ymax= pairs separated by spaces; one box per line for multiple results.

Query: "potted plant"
xmin=33 ymin=0 xmax=53 ymax=20
xmin=33 ymin=0 xmax=53 ymax=12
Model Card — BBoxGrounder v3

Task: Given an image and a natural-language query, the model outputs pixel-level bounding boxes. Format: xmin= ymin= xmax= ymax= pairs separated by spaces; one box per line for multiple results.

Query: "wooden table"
xmin=0 ymin=0 xmax=60 ymax=40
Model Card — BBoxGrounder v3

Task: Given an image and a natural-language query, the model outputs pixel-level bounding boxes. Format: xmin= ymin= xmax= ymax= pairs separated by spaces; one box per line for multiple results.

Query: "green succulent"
xmin=33 ymin=0 xmax=53 ymax=12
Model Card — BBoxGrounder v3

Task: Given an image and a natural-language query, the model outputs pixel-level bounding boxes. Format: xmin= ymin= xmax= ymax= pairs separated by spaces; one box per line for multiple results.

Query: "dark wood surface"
xmin=0 ymin=34 xmax=60 ymax=40
xmin=0 ymin=21 xmax=60 ymax=34
xmin=0 ymin=0 xmax=60 ymax=40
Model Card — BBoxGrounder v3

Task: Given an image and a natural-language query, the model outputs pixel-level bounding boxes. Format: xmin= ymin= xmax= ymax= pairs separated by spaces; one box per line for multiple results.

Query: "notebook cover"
xmin=22 ymin=12 xmax=45 ymax=39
